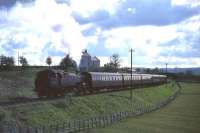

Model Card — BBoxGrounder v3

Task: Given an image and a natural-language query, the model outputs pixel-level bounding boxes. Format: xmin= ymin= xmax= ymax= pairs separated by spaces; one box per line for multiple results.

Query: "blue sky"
xmin=0 ymin=0 xmax=200 ymax=67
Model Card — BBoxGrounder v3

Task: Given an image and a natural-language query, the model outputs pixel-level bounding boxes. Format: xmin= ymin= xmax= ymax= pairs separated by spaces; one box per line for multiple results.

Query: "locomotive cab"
xmin=35 ymin=69 xmax=81 ymax=97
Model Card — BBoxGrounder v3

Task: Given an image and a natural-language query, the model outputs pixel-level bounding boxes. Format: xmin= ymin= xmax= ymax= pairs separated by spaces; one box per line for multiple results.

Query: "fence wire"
xmin=2 ymin=82 xmax=182 ymax=133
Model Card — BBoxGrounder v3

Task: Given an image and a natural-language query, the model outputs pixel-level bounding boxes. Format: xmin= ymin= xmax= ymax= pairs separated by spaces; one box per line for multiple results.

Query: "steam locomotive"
xmin=34 ymin=69 xmax=167 ymax=97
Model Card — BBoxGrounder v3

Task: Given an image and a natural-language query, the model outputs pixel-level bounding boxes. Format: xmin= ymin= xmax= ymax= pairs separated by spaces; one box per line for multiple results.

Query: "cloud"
xmin=0 ymin=0 xmax=35 ymax=9
xmin=70 ymin=0 xmax=121 ymax=17
xmin=0 ymin=0 xmax=199 ymax=68
xmin=171 ymin=0 xmax=200 ymax=7
xmin=153 ymin=56 xmax=200 ymax=68
xmin=0 ymin=0 xmax=90 ymax=65
xmin=83 ymin=13 xmax=200 ymax=67
xmin=73 ymin=0 xmax=200 ymax=29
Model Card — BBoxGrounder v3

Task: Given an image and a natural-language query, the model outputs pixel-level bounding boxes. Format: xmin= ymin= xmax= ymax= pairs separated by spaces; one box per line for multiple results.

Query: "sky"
xmin=0 ymin=0 xmax=200 ymax=68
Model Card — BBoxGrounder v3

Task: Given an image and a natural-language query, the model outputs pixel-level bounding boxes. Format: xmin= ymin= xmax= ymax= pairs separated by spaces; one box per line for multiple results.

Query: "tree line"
xmin=1 ymin=53 xmax=194 ymax=76
xmin=0 ymin=55 xmax=28 ymax=70
xmin=46 ymin=54 xmax=77 ymax=72
xmin=0 ymin=54 xmax=77 ymax=71
xmin=0 ymin=53 xmax=121 ymax=72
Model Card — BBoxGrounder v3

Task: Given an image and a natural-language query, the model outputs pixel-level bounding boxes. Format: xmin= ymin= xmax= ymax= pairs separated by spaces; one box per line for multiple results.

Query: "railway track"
xmin=0 ymin=82 xmax=167 ymax=108
xmin=0 ymin=96 xmax=70 ymax=108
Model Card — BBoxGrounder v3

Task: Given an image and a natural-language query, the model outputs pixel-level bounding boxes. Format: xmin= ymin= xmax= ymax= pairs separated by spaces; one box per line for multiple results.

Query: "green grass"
xmin=84 ymin=83 xmax=200 ymax=133
xmin=0 ymin=83 xmax=176 ymax=127
xmin=0 ymin=69 xmax=178 ymax=128
xmin=0 ymin=68 xmax=43 ymax=100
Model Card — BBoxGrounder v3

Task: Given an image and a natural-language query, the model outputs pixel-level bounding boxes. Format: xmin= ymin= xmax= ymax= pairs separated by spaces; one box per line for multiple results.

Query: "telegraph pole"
xmin=165 ymin=63 xmax=168 ymax=73
xmin=130 ymin=48 xmax=135 ymax=101
xmin=18 ymin=51 xmax=19 ymax=66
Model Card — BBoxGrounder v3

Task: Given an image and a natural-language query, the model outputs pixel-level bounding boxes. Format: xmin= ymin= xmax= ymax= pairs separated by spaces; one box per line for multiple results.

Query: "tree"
xmin=19 ymin=56 xmax=28 ymax=68
xmin=110 ymin=54 xmax=121 ymax=71
xmin=144 ymin=68 xmax=151 ymax=73
xmin=103 ymin=63 xmax=113 ymax=72
xmin=0 ymin=55 xmax=15 ymax=70
xmin=152 ymin=67 xmax=159 ymax=73
xmin=59 ymin=54 xmax=77 ymax=71
xmin=185 ymin=70 xmax=193 ymax=75
xmin=46 ymin=56 xmax=52 ymax=68
xmin=103 ymin=53 xmax=121 ymax=72
xmin=136 ymin=68 xmax=141 ymax=73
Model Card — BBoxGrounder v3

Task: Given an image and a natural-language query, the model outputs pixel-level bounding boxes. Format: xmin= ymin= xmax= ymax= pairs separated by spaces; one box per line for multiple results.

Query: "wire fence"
xmin=2 ymin=82 xmax=182 ymax=133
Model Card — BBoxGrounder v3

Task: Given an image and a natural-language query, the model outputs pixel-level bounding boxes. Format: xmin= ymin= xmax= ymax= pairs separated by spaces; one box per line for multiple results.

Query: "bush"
xmin=0 ymin=108 xmax=6 ymax=121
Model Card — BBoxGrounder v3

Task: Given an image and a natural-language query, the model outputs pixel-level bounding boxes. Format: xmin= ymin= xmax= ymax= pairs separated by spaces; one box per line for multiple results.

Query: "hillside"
xmin=0 ymin=69 xmax=177 ymax=129
xmin=88 ymin=83 xmax=200 ymax=133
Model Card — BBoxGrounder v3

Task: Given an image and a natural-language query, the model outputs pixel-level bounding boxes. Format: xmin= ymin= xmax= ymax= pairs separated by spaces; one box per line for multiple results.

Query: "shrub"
xmin=0 ymin=108 xmax=6 ymax=121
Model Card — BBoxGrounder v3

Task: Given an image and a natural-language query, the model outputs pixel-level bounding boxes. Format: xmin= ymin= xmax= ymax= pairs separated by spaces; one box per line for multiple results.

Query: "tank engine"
xmin=34 ymin=69 xmax=81 ymax=97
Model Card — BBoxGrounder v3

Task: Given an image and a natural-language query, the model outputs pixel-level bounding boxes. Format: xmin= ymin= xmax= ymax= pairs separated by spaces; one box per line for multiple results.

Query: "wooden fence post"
xmin=87 ymin=119 xmax=90 ymax=129
xmin=103 ymin=116 xmax=105 ymax=127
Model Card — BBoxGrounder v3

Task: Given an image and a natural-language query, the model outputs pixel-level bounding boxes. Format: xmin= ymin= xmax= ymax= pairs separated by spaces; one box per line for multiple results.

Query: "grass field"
xmin=0 ymin=68 xmax=43 ymax=100
xmin=0 ymin=69 xmax=177 ymax=127
xmin=83 ymin=83 xmax=200 ymax=133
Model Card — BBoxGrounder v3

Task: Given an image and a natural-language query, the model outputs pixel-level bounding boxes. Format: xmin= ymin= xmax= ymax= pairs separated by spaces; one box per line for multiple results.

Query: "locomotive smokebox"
xmin=34 ymin=69 xmax=81 ymax=97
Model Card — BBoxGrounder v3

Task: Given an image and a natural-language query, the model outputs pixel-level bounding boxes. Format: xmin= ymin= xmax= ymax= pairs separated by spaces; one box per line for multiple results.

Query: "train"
xmin=34 ymin=69 xmax=167 ymax=97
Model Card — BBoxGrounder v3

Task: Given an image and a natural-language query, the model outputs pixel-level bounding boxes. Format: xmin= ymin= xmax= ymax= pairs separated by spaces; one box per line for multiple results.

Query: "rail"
xmin=0 ymin=80 xmax=166 ymax=108
xmin=2 ymin=82 xmax=182 ymax=133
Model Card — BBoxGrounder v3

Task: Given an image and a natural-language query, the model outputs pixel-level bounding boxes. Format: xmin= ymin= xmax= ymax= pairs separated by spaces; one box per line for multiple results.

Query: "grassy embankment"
xmin=0 ymin=69 xmax=177 ymax=127
xmin=0 ymin=68 xmax=42 ymax=100
xmin=85 ymin=83 xmax=200 ymax=133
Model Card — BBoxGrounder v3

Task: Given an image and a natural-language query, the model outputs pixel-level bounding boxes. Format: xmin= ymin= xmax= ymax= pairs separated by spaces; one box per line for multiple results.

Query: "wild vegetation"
xmin=0 ymin=68 xmax=177 ymax=127
xmin=86 ymin=83 xmax=200 ymax=133
xmin=0 ymin=67 xmax=198 ymax=132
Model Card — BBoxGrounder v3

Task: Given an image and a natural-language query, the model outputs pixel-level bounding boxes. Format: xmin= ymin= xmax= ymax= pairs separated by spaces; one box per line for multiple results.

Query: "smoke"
xmin=0 ymin=0 xmax=89 ymax=65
